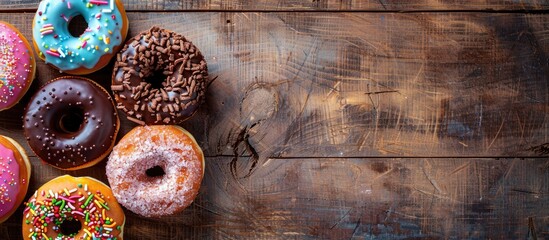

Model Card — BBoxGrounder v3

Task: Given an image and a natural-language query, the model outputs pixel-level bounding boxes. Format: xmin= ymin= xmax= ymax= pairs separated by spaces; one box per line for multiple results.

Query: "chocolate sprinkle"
xmin=112 ymin=26 xmax=208 ymax=125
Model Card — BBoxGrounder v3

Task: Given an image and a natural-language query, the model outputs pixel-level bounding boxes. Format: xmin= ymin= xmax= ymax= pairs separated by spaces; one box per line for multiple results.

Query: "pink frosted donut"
xmin=0 ymin=135 xmax=31 ymax=223
xmin=0 ymin=21 xmax=36 ymax=111
xmin=106 ymin=125 xmax=204 ymax=217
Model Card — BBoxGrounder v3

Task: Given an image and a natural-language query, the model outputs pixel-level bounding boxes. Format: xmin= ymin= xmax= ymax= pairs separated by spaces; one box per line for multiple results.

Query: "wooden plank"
xmin=1 ymin=0 xmax=548 ymax=11
xmin=1 ymin=157 xmax=548 ymax=239
xmin=0 ymin=12 xmax=548 ymax=158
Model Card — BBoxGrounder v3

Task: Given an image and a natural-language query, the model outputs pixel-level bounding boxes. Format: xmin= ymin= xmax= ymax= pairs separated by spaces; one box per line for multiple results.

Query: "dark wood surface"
xmin=0 ymin=1 xmax=548 ymax=239
xmin=1 ymin=0 xmax=549 ymax=11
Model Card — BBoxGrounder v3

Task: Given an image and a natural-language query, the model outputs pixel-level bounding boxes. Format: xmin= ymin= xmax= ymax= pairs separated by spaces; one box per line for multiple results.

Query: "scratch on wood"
xmin=496 ymin=158 xmax=516 ymax=196
xmin=193 ymin=203 xmax=223 ymax=216
xmin=370 ymin=166 xmax=395 ymax=184
xmin=511 ymin=189 xmax=543 ymax=195
xmin=326 ymin=81 xmax=341 ymax=98
xmin=414 ymin=187 xmax=461 ymax=203
xmin=357 ymin=131 xmax=371 ymax=152
xmin=349 ymin=218 xmax=361 ymax=240
xmin=364 ymin=90 xmax=400 ymax=96
xmin=486 ymin=117 xmax=505 ymax=151
xmin=330 ymin=208 xmax=352 ymax=229
xmin=293 ymin=38 xmax=319 ymax=117
xmin=412 ymin=62 xmax=424 ymax=83
xmin=377 ymin=0 xmax=387 ymax=10
xmin=528 ymin=217 xmax=538 ymax=240
xmin=421 ymin=159 xmax=443 ymax=194
xmin=449 ymin=162 xmax=470 ymax=175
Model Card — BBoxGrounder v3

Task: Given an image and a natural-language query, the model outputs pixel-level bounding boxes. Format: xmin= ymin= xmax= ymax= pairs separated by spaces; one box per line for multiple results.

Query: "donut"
xmin=106 ymin=125 xmax=205 ymax=217
xmin=23 ymin=76 xmax=120 ymax=170
xmin=111 ymin=26 xmax=208 ymax=125
xmin=32 ymin=0 xmax=129 ymax=75
xmin=0 ymin=135 xmax=31 ymax=223
xmin=22 ymin=175 xmax=125 ymax=240
xmin=0 ymin=21 xmax=36 ymax=111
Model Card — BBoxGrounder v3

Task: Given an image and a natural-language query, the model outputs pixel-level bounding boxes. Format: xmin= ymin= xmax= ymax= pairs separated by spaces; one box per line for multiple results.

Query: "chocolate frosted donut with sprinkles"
xmin=23 ymin=77 xmax=120 ymax=170
xmin=112 ymin=26 xmax=208 ymax=125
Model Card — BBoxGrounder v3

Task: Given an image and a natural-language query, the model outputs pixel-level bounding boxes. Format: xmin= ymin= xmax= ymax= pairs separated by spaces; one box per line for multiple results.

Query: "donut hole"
xmin=144 ymin=70 xmax=167 ymax=90
xmin=146 ymin=165 xmax=165 ymax=178
xmin=68 ymin=15 xmax=88 ymax=37
xmin=57 ymin=108 xmax=85 ymax=133
xmin=60 ymin=218 xmax=82 ymax=236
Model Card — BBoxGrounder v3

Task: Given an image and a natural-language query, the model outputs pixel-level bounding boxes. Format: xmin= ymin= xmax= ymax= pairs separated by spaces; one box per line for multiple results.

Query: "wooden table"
xmin=1 ymin=0 xmax=549 ymax=239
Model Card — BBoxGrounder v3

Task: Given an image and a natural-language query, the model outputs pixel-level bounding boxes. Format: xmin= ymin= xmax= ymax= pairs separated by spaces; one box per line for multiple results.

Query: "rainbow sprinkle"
xmin=61 ymin=14 xmax=70 ymax=22
xmin=89 ymin=0 xmax=109 ymax=5
xmin=39 ymin=24 xmax=55 ymax=35
xmin=23 ymin=181 xmax=121 ymax=240
xmin=45 ymin=50 xmax=60 ymax=57
xmin=0 ymin=156 xmax=17 ymax=205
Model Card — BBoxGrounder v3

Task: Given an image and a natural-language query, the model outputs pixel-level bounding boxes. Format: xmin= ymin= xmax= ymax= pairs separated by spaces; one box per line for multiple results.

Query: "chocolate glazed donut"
xmin=111 ymin=26 xmax=208 ymax=125
xmin=23 ymin=77 xmax=120 ymax=170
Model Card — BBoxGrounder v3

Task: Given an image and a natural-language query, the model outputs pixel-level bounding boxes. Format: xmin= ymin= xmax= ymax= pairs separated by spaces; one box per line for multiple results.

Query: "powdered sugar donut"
xmin=0 ymin=21 xmax=36 ymax=111
xmin=106 ymin=125 xmax=204 ymax=217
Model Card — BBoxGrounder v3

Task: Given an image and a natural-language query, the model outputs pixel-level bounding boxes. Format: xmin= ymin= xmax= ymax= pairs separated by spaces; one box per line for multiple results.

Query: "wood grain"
xmin=0 ymin=8 xmax=548 ymax=240
xmin=1 ymin=156 xmax=548 ymax=239
xmin=0 ymin=0 xmax=548 ymax=11
xmin=2 ymin=12 xmax=548 ymax=158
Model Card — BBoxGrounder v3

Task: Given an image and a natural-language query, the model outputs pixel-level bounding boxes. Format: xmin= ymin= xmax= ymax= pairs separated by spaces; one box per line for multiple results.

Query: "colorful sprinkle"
xmin=0 ymin=143 xmax=22 ymax=212
xmin=40 ymin=30 xmax=54 ymax=35
xmin=39 ymin=27 xmax=54 ymax=32
xmin=58 ymin=48 xmax=66 ymax=58
xmin=89 ymin=0 xmax=109 ymax=5
xmin=23 ymin=178 xmax=121 ymax=240
xmin=61 ymin=14 xmax=70 ymax=22
xmin=46 ymin=50 xmax=60 ymax=57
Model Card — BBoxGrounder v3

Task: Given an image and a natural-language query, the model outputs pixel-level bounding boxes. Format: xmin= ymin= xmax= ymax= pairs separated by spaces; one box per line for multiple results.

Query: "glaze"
xmin=0 ymin=21 xmax=35 ymax=110
xmin=0 ymin=142 xmax=22 ymax=218
xmin=32 ymin=0 xmax=126 ymax=72
xmin=0 ymin=135 xmax=31 ymax=223
xmin=24 ymin=77 xmax=119 ymax=170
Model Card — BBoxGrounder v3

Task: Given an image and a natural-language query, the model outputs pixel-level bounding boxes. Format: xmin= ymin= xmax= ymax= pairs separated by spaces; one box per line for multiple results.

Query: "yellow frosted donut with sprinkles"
xmin=32 ymin=0 xmax=129 ymax=75
xmin=22 ymin=175 xmax=125 ymax=240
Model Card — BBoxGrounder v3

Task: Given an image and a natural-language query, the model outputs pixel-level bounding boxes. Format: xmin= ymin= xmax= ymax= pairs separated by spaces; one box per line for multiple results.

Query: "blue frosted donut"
xmin=32 ymin=0 xmax=128 ymax=75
